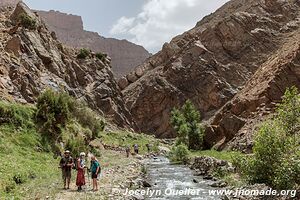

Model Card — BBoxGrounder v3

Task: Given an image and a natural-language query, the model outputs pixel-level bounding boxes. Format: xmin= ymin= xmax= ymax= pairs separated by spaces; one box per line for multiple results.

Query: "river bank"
xmin=136 ymin=152 xmax=299 ymax=200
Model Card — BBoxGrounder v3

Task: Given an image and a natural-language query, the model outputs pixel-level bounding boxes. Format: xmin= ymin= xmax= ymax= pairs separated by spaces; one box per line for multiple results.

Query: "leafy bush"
xmin=65 ymin=135 xmax=88 ymax=158
xmin=77 ymin=48 xmax=90 ymax=59
xmin=35 ymin=89 xmax=74 ymax=141
xmin=95 ymin=52 xmax=107 ymax=62
xmin=35 ymin=89 xmax=105 ymax=155
xmin=212 ymin=166 xmax=229 ymax=179
xmin=169 ymin=144 xmax=190 ymax=163
xmin=152 ymin=141 xmax=160 ymax=153
xmin=276 ymin=86 xmax=300 ymax=136
xmin=170 ymin=100 xmax=204 ymax=150
xmin=0 ymin=101 xmax=35 ymax=129
xmin=19 ymin=13 xmax=37 ymax=30
xmin=235 ymin=87 xmax=300 ymax=190
xmin=72 ymin=103 xmax=105 ymax=139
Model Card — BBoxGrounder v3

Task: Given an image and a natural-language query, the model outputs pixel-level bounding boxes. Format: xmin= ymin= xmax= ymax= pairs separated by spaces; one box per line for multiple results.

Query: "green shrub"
xmin=95 ymin=52 xmax=107 ymax=62
xmin=273 ymin=153 xmax=300 ymax=189
xmin=152 ymin=141 xmax=160 ymax=153
xmin=212 ymin=166 xmax=229 ymax=178
xmin=35 ymin=89 xmax=74 ymax=141
xmin=19 ymin=13 xmax=37 ymax=30
xmin=0 ymin=101 xmax=34 ymax=129
xmin=77 ymin=48 xmax=90 ymax=59
xmin=169 ymin=144 xmax=190 ymax=164
xmin=235 ymin=87 xmax=300 ymax=190
xmin=170 ymin=100 xmax=204 ymax=150
xmin=72 ymin=103 xmax=105 ymax=139
xmin=276 ymin=86 xmax=300 ymax=136
xmin=65 ymin=135 xmax=88 ymax=158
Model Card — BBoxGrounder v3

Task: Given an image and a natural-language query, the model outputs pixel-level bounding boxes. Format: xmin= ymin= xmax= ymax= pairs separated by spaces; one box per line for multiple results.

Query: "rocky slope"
xmin=120 ymin=0 xmax=300 ymax=144
xmin=36 ymin=10 xmax=151 ymax=78
xmin=0 ymin=0 xmax=19 ymax=7
xmin=0 ymin=2 xmax=135 ymax=129
xmin=207 ymin=29 xmax=300 ymax=152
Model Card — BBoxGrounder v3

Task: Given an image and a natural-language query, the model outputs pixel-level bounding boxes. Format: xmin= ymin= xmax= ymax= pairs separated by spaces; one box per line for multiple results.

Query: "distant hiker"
xmin=133 ymin=144 xmax=139 ymax=154
xmin=125 ymin=146 xmax=130 ymax=157
xmin=59 ymin=150 xmax=73 ymax=190
xmin=76 ymin=152 xmax=86 ymax=192
xmin=146 ymin=143 xmax=151 ymax=153
xmin=90 ymin=155 xmax=101 ymax=191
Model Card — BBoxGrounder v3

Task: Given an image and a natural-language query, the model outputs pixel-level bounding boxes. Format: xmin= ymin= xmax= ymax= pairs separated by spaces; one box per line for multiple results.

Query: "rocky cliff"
xmin=207 ymin=29 xmax=300 ymax=152
xmin=0 ymin=2 xmax=135 ymax=129
xmin=36 ymin=10 xmax=151 ymax=78
xmin=120 ymin=0 xmax=300 ymax=146
xmin=0 ymin=0 xmax=19 ymax=7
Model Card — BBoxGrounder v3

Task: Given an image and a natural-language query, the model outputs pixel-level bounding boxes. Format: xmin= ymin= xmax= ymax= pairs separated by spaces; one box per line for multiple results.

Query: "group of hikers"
xmin=59 ymin=143 xmax=151 ymax=192
xmin=59 ymin=150 xmax=100 ymax=192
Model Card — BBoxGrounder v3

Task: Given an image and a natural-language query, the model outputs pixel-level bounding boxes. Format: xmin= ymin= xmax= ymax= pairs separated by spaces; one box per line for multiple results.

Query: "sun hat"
xmin=80 ymin=152 xmax=86 ymax=156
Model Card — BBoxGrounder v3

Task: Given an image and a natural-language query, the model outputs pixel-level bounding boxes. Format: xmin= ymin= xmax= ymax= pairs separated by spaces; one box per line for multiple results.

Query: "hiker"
xmin=90 ymin=155 xmax=101 ymax=191
xmin=133 ymin=144 xmax=139 ymax=154
xmin=76 ymin=152 xmax=86 ymax=192
xmin=125 ymin=145 xmax=130 ymax=157
xmin=59 ymin=150 xmax=73 ymax=190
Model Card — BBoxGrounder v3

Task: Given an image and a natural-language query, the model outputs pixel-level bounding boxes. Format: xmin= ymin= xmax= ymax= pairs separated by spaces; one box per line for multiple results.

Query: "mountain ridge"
xmin=37 ymin=10 xmax=151 ymax=78
xmin=120 ymin=0 xmax=300 ymax=150
xmin=0 ymin=2 xmax=136 ymax=130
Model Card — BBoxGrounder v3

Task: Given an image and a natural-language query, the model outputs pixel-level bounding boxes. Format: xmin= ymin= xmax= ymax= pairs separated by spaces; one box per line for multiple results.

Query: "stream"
xmin=143 ymin=156 xmax=222 ymax=200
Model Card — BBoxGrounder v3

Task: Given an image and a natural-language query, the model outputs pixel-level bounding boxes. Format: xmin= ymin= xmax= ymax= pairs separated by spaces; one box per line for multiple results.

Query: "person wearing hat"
xmin=76 ymin=152 xmax=86 ymax=191
xmin=59 ymin=150 xmax=74 ymax=189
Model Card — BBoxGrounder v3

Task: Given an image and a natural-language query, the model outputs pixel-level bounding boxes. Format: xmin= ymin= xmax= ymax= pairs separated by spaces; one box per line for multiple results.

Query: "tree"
xmin=276 ymin=86 xmax=300 ymax=138
xmin=170 ymin=100 xmax=204 ymax=150
xmin=235 ymin=87 xmax=300 ymax=189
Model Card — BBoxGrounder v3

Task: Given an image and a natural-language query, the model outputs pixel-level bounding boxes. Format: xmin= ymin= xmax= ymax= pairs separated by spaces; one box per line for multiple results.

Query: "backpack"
xmin=73 ymin=158 xmax=79 ymax=170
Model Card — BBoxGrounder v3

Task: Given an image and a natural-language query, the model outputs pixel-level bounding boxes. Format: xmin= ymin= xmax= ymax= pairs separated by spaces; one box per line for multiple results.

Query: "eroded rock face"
xmin=0 ymin=0 xmax=20 ymax=7
xmin=122 ymin=0 xmax=300 ymax=139
xmin=0 ymin=2 xmax=136 ymax=129
xmin=207 ymin=30 xmax=300 ymax=151
xmin=36 ymin=10 xmax=151 ymax=78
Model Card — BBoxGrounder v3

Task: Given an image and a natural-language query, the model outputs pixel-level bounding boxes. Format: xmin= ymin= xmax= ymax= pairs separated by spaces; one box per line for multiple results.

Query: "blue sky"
xmin=24 ymin=0 xmax=228 ymax=53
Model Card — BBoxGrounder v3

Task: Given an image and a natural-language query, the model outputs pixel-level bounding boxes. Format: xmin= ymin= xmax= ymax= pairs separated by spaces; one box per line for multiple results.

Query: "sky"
xmin=24 ymin=0 xmax=229 ymax=53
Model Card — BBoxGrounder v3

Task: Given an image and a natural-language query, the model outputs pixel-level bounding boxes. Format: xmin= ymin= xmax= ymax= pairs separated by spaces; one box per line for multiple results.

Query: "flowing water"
xmin=144 ymin=156 xmax=222 ymax=200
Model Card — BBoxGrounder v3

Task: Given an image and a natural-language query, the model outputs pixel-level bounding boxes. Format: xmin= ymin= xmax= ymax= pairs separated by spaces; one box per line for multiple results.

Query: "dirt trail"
xmin=54 ymin=150 xmax=142 ymax=200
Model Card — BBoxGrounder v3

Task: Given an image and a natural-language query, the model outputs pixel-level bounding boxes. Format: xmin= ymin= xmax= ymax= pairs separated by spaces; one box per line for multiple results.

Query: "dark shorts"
xmin=62 ymin=169 xmax=71 ymax=180
xmin=92 ymin=172 xmax=98 ymax=179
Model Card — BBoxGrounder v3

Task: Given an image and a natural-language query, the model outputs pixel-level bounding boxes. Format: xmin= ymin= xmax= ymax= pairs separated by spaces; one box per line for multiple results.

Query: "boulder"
xmin=118 ymin=76 xmax=129 ymax=90
xmin=135 ymin=66 xmax=144 ymax=78
xmin=10 ymin=2 xmax=39 ymax=24
xmin=190 ymin=156 xmax=229 ymax=176
xmin=89 ymin=139 xmax=105 ymax=150
xmin=127 ymin=73 xmax=138 ymax=83
xmin=142 ymin=180 xmax=151 ymax=187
